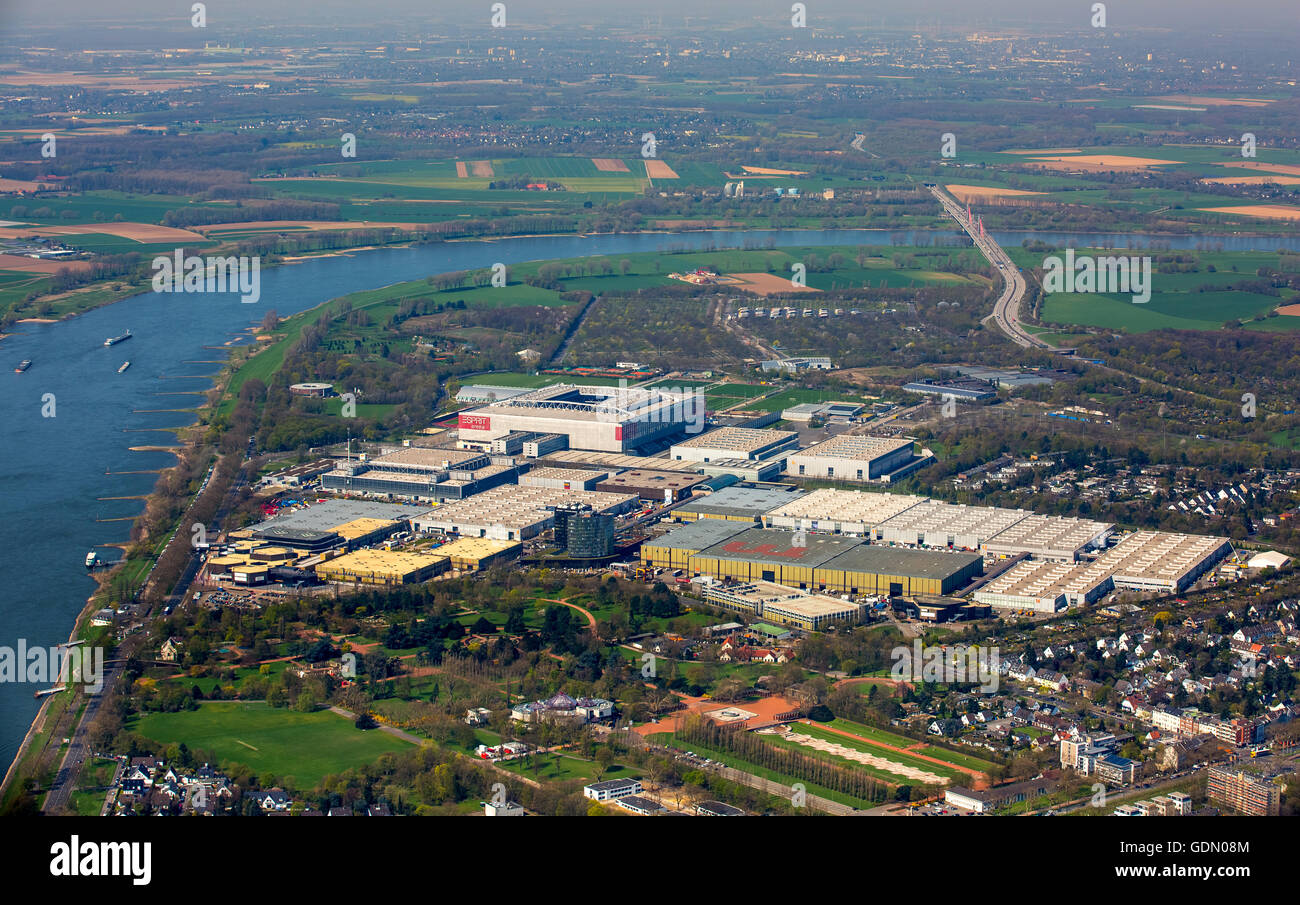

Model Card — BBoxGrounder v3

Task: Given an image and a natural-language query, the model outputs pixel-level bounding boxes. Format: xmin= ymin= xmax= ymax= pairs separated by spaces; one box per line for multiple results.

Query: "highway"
xmin=927 ymin=185 xmax=1056 ymax=352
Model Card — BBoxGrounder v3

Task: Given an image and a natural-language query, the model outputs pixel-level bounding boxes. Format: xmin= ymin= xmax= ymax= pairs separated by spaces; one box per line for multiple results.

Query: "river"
xmin=3 ymin=225 xmax=1300 ymax=773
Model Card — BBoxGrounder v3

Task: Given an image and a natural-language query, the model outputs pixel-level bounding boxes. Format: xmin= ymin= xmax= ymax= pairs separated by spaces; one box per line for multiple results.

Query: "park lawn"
xmin=77 ymin=756 xmax=120 ymax=789
xmin=492 ymin=752 xmax=637 ymax=785
xmin=158 ymin=659 xmax=292 ymax=695
xmin=132 ymin=701 xmax=413 ymax=789
xmin=70 ymin=790 xmax=107 ymax=816
xmin=438 ymin=727 xmax=504 ymax=758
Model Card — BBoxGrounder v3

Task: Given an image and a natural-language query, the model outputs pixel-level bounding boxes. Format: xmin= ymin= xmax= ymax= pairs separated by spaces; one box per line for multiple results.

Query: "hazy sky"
xmin=2 ymin=0 xmax=1297 ymax=35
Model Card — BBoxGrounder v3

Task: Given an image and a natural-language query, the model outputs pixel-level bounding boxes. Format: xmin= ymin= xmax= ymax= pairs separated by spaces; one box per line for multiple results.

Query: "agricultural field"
xmin=258 ymin=155 xmax=721 ymax=206
xmin=1043 ymin=288 xmax=1294 ymax=333
xmin=1028 ymin=248 xmax=1300 ymax=333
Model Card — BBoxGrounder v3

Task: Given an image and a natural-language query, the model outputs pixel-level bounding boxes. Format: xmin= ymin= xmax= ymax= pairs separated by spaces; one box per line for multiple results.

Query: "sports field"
xmin=133 ymin=701 xmax=412 ymax=789
xmin=772 ymin=725 xmax=950 ymax=784
xmin=822 ymin=717 xmax=999 ymax=779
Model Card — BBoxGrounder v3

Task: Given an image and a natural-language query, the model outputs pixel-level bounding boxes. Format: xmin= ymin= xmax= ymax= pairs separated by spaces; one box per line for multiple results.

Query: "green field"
xmin=750 ymin=388 xmax=865 ymax=412
xmin=1024 ymin=248 xmax=1300 ymax=333
xmin=1043 ymin=288 xmax=1290 ymax=333
xmin=492 ymin=752 xmax=638 ymax=785
xmin=132 ymin=701 xmax=412 ymax=789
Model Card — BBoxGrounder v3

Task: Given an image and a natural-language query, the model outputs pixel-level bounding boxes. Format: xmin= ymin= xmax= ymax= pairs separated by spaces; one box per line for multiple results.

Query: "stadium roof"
xmin=475 ymin=383 xmax=692 ymax=422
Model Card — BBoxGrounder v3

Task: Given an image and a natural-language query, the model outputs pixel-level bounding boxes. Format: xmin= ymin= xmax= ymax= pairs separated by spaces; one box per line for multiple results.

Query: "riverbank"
xmin=7 ymin=219 xmax=1300 ymax=337
xmin=0 ymin=336 xmax=237 ymax=807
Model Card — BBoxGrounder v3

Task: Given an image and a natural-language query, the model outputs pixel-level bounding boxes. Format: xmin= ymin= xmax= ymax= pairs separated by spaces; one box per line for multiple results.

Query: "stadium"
xmin=456 ymin=383 xmax=701 ymax=453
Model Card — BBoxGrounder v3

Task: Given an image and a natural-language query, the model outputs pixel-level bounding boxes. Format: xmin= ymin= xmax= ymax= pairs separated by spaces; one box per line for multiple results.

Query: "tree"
xmin=713 ymin=677 xmax=747 ymax=702
xmin=594 ymin=746 xmax=616 ymax=782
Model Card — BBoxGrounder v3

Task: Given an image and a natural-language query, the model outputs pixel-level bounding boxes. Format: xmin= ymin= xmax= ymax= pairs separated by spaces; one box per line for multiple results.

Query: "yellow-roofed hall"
xmin=435 ymin=537 xmax=522 ymax=571
xmin=315 ymin=549 xmax=449 ymax=586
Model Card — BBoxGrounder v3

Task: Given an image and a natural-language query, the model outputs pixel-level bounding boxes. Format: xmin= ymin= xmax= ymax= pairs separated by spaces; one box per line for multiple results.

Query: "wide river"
xmin=4 ymin=226 xmax=1300 ymax=773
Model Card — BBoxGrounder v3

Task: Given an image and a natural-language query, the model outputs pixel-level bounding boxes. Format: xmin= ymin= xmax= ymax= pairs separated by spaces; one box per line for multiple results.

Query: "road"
xmin=927 ymin=185 xmax=1055 ymax=352
xmin=41 ymin=652 xmax=124 ymax=814
xmin=41 ymin=456 xmax=250 ymax=813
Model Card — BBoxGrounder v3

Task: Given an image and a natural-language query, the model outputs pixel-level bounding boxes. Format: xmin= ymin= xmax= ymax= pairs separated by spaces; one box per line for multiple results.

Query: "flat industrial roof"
xmin=1097 ymin=531 xmax=1230 ymax=584
xmin=976 ymin=559 xmax=1114 ymax=598
xmin=371 ymin=447 xmax=485 ymax=469
xmin=695 ymin=527 xmax=863 ymax=568
xmin=790 ymin=434 xmax=914 ymax=462
xmin=333 ymin=517 xmax=400 ymax=540
xmin=418 ymin=485 xmax=638 ymax=521
xmin=596 ymin=469 xmax=704 ymax=491
xmin=875 ymin=500 xmax=1029 ymax=540
xmin=764 ymin=488 xmax=927 ymax=527
xmin=645 ymin=519 xmax=752 ymax=551
xmin=982 ymin=514 xmax=1113 ymax=556
xmin=318 ymin=549 xmax=448 ymax=574
xmin=252 ymin=499 xmax=434 ymax=534
xmin=521 ymin=467 xmax=611 ymax=482
xmin=707 ymin=581 xmax=860 ymax=617
xmin=821 ymin=545 xmax=983 ymax=580
xmin=672 ymin=426 xmax=797 ymax=453
xmin=543 ymin=449 xmax=699 ymax=472
xmin=435 ymin=537 xmax=522 ymax=559
xmin=676 ymin=485 xmax=805 ymax=518
xmin=251 ymin=526 xmax=338 ymax=543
